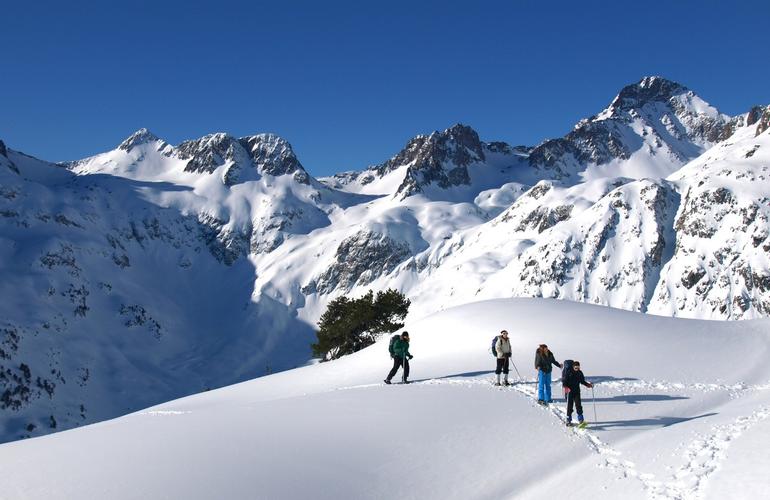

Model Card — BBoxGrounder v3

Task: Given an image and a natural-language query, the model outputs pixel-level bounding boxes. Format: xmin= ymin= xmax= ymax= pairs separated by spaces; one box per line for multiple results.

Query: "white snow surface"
xmin=1 ymin=298 xmax=769 ymax=500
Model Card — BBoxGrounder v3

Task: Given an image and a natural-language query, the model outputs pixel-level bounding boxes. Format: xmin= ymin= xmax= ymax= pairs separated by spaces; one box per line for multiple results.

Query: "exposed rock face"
xmin=607 ymin=76 xmax=687 ymax=114
xmin=509 ymin=179 xmax=678 ymax=312
xmin=0 ymin=140 xmax=19 ymax=175
xmin=651 ymin=182 xmax=770 ymax=319
xmin=177 ymin=133 xmax=248 ymax=177
xmin=377 ymin=124 xmax=485 ymax=198
xmin=176 ymin=132 xmax=310 ymax=185
xmin=754 ymin=106 xmax=770 ymax=136
xmin=746 ymin=105 xmax=764 ymax=127
xmin=305 ymin=231 xmax=412 ymax=294
xmin=239 ymin=134 xmax=309 ymax=184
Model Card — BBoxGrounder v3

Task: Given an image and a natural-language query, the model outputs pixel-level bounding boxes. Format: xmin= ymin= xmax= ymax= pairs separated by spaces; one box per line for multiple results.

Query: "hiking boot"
xmin=383 ymin=379 xmax=391 ymax=385
xmin=577 ymin=414 xmax=584 ymax=424
xmin=402 ymin=379 xmax=409 ymax=384
xmin=494 ymin=382 xmax=501 ymax=386
xmin=503 ymin=380 xmax=511 ymax=386
xmin=537 ymin=399 xmax=546 ymax=405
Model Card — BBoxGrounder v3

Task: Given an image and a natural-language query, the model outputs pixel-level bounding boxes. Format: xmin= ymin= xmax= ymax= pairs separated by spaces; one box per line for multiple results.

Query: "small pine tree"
xmin=312 ymin=289 xmax=410 ymax=361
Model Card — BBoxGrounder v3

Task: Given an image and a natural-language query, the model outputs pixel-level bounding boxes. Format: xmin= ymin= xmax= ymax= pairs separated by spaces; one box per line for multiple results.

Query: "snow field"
xmin=1 ymin=298 xmax=769 ymax=499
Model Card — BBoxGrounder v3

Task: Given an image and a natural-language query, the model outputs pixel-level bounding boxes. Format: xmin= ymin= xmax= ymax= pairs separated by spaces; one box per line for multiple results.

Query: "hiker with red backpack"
xmin=534 ymin=344 xmax=562 ymax=405
xmin=494 ymin=330 xmax=512 ymax=386
xmin=561 ymin=360 xmax=593 ymax=426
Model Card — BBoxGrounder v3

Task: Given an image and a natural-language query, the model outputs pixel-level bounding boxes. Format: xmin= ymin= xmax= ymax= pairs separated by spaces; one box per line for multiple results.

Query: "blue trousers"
xmin=537 ymin=370 xmax=552 ymax=402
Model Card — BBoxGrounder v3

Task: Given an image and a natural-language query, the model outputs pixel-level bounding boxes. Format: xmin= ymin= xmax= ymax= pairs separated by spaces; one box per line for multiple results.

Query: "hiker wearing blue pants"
xmin=534 ymin=344 xmax=562 ymax=405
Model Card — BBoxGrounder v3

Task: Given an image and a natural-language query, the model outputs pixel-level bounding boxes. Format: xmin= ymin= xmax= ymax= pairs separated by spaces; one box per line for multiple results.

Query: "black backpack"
xmin=490 ymin=336 xmax=499 ymax=357
xmin=561 ymin=359 xmax=574 ymax=384
xmin=388 ymin=335 xmax=400 ymax=358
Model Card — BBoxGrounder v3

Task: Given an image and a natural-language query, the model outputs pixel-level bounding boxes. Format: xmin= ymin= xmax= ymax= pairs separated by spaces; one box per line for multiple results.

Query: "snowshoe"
xmin=383 ymin=379 xmax=391 ymax=385
xmin=577 ymin=421 xmax=588 ymax=429
xmin=494 ymin=382 xmax=502 ymax=386
xmin=503 ymin=381 xmax=510 ymax=386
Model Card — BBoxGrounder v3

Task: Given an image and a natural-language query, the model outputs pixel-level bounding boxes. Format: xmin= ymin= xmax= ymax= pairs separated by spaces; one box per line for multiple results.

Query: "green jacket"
xmin=393 ymin=338 xmax=411 ymax=359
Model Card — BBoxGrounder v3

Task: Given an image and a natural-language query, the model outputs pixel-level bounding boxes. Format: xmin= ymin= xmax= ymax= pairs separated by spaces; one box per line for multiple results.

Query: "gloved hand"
xmin=564 ymin=387 xmax=571 ymax=394
xmin=408 ymin=355 xmax=414 ymax=360
xmin=505 ymin=353 xmax=511 ymax=358
xmin=586 ymin=382 xmax=593 ymax=388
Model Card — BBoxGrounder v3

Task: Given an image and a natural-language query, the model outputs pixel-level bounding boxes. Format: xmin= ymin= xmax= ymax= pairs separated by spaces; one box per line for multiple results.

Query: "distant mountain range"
xmin=1 ymin=76 xmax=769 ymax=442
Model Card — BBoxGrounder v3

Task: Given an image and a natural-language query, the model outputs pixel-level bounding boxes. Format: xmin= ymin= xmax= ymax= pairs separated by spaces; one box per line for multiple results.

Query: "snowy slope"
xmin=1 ymin=299 xmax=769 ymax=500
xmin=650 ymin=112 xmax=770 ymax=319
xmin=0 ymin=145 xmax=320 ymax=443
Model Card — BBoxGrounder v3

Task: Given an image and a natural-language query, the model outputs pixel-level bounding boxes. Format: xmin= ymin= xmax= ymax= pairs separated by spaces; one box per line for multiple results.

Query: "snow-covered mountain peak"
xmin=117 ymin=128 xmax=163 ymax=152
xmin=603 ymin=76 xmax=688 ymax=115
xmin=526 ymin=77 xmax=733 ymax=183
xmin=172 ymin=131 xmax=310 ymax=185
xmin=595 ymin=76 xmax=728 ymax=136
xmin=319 ymin=122 xmax=507 ymax=199
xmin=238 ymin=133 xmax=309 ymax=184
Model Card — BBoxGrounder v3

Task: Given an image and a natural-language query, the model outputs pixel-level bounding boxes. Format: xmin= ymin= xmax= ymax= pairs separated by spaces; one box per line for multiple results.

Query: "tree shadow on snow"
xmin=589 ymin=412 xmax=717 ymax=430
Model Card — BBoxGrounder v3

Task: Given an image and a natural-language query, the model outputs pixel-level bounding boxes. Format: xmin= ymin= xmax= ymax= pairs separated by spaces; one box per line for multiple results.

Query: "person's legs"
xmin=537 ymin=370 xmax=545 ymax=401
xmin=575 ymin=392 xmax=584 ymax=422
xmin=502 ymin=358 xmax=510 ymax=384
xmin=544 ymin=371 xmax=553 ymax=402
xmin=402 ymin=358 xmax=410 ymax=382
xmin=566 ymin=391 xmax=574 ymax=422
xmin=386 ymin=357 xmax=402 ymax=381
xmin=495 ymin=358 xmax=504 ymax=375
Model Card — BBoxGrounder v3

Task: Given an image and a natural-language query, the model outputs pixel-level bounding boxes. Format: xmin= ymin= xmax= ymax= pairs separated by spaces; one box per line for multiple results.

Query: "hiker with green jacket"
xmin=385 ymin=331 xmax=413 ymax=384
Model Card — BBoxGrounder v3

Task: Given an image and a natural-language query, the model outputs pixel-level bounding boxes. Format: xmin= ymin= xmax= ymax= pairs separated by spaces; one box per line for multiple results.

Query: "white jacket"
xmin=495 ymin=337 xmax=511 ymax=359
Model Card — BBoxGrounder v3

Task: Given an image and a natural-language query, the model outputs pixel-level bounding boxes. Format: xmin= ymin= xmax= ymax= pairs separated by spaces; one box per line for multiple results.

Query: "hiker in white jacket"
xmin=495 ymin=330 xmax=512 ymax=386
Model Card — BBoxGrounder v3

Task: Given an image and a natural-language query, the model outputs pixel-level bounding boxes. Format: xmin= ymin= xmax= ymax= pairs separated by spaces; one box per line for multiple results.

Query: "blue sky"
xmin=2 ymin=0 xmax=769 ymax=177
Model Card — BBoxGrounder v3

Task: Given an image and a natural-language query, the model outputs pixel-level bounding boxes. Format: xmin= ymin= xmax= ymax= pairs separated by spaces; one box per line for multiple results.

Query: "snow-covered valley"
xmin=1 ymin=299 xmax=768 ymax=500
xmin=2 ymin=75 xmax=770 ymax=449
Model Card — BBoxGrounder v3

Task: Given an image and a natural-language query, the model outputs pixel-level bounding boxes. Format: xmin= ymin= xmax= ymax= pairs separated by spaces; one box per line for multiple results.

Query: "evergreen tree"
xmin=312 ymin=289 xmax=410 ymax=361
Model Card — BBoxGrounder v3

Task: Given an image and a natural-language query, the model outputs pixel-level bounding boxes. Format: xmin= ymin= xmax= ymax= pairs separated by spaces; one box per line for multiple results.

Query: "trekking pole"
xmin=510 ymin=357 xmax=522 ymax=381
xmin=591 ymin=385 xmax=597 ymax=424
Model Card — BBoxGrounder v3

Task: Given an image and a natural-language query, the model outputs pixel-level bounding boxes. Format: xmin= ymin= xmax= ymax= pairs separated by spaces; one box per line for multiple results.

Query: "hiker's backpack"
xmin=561 ymin=359 xmax=574 ymax=384
xmin=490 ymin=336 xmax=500 ymax=357
xmin=389 ymin=335 xmax=400 ymax=358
